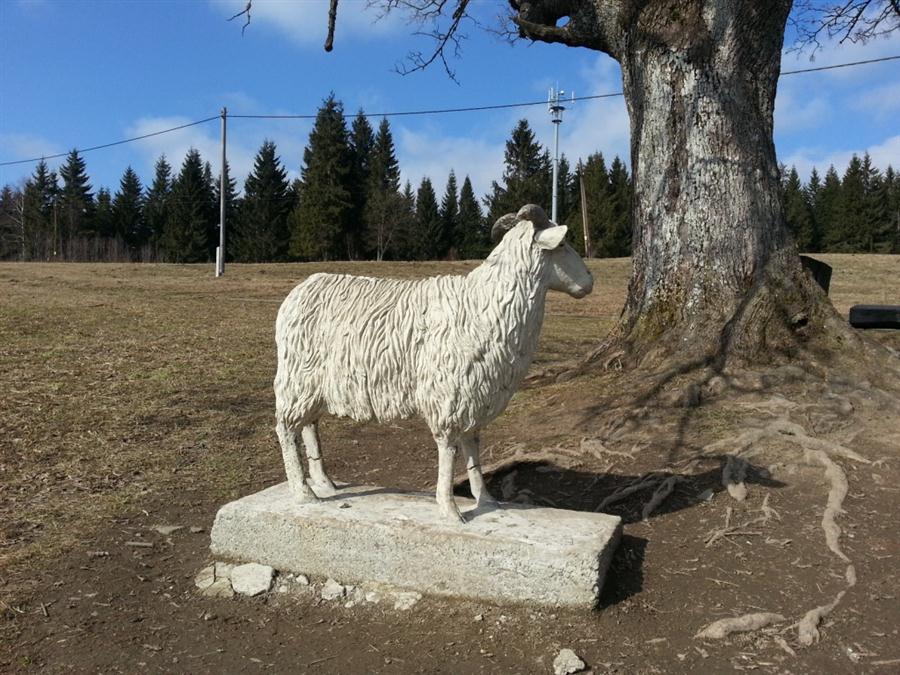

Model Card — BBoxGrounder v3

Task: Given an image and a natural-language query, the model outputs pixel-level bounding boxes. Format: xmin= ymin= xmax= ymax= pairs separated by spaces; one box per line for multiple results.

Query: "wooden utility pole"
xmin=579 ymin=161 xmax=592 ymax=258
xmin=216 ymin=107 xmax=227 ymax=277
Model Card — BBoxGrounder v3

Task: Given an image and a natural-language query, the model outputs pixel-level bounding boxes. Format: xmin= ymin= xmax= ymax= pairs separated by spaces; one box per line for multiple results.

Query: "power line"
xmin=0 ymin=116 xmax=220 ymax=167
xmin=2 ymin=54 xmax=897 ymax=168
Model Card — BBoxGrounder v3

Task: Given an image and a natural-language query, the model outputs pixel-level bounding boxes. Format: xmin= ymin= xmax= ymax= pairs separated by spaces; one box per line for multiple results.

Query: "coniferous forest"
xmin=0 ymin=95 xmax=897 ymax=262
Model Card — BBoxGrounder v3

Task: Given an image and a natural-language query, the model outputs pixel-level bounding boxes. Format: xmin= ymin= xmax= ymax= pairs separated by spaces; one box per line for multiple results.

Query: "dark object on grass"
xmin=800 ymin=255 xmax=832 ymax=295
xmin=849 ymin=305 xmax=900 ymax=329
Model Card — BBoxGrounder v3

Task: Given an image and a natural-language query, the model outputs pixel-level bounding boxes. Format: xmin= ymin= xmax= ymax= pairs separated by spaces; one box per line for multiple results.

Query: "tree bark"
xmin=514 ymin=0 xmax=857 ymax=367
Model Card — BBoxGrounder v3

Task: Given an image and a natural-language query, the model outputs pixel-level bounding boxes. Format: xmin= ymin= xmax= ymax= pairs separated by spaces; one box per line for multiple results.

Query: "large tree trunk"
xmin=513 ymin=0 xmax=855 ymax=367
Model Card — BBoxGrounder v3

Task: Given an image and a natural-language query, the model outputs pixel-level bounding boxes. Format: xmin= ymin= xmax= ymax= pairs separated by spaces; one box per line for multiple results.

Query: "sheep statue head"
xmin=491 ymin=203 xmax=593 ymax=299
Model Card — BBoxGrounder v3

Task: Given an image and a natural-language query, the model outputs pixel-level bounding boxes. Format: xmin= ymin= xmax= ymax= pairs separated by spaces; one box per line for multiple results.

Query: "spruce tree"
xmin=144 ymin=156 xmax=172 ymax=255
xmin=555 ymin=154 xmax=574 ymax=224
xmin=860 ymin=152 xmax=885 ymax=252
xmin=837 ymin=154 xmax=866 ymax=251
xmin=289 ymin=95 xmax=354 ymax=260
xmin=457 ymin=175 xmax=487 ymax=259
xmin=441 ymin=170 xmax=459 ymax=256
xmin=818 ymin=166 xmax=843 ymax=252
xmin=112 ymin=166 xmax=145 ymax=254
xmin=22 ymin=159 xmax=57 ymax=259
xmin=805 ymin=168 xmax=823 ymax=252
xmin=162 ymin=149 xmax=215 ymax=262
xmin=348 ymin=111 xmax=375 ymax=258
xmin=0 ymin=185 xmax=24 ymax=260
xmin=485 ymin=120 xmax=551 ymax=223
xmin=603 ymin=156 xmax=632 ymax=257
xmin=364 ymin=118 xmax=402 ymax=260
xmin=783 ymin=166 xmax=814 ymax=251
xmin=57 ymin=149 xmax=94 ymax=241
xmin=416 ymin=177 xmax=442 ymax=259
xmin=567 ymin=152 xmax=611 ymax=257
xmin=884 ymin=166 xmax=900 ymax=253
xmin=233 ymin=140 xmax=292 ymax=262
xmin=95 ymin=188 xmax=115 ymax=240
xmin=391 ymin=181 xmax=417 ymax=260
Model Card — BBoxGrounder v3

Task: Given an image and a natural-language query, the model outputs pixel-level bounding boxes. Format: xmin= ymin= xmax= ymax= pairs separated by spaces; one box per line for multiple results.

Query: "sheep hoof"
xmin=439 ymin=502 xmax=467 ymax=525
xmin=311 ymin=480 xmax=338 ymax=498
xmin=290 ymin=483 xmax=321 ymax=503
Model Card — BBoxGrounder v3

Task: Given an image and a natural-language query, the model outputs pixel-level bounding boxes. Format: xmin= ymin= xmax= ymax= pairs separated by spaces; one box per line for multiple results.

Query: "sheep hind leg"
xmin=460 ymin=433 xmax=498 ymax=507
xmin=435 ymin=437 xmax=466 ymax=524
xmin=302 ymin=423 xmax=337 ymax=497
xmin=276 ymin=419 xmax=319 ymax=503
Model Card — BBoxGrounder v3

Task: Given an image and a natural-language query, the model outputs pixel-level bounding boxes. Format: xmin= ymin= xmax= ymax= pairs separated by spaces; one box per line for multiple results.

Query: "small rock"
xmin=214 ymin=562 xmax=234 ymax=579
xmin=230 ymin=563 xmax=274 ymax=597
xmin=189 ymin=526 xmax=204 ymax=534
xmin=474 ymin=614 xmax=484 ymax=622
xmin=321 ymin=578 xmax=346 ymax=601
xmin=202 ymin=612 xmax=217 ymax=621
xmin=553 ymin=648 xmax=586 ymax=675
xmin=295 ymin=574 xmax=310 ymax=586
xmin=392 ymin=591 xmax=422 ymax=611
xmin=364 ymin=590 xmax=381 ymax=604
xmin=151 ymin=525 xmax=183 ymax=536
xmin=194 ymin=565 xmax=215 ymax=590
xmin=277 ymin=586 xmax=288 ymax=593
xmin=201 ymin=578 xmax=234 ymax=599
xmin=697 ymin=488 xmax=714 ymax=502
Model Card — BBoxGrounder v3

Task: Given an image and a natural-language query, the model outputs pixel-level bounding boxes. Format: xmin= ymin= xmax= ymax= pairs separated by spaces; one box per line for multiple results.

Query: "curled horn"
xmin=490 ymin=203 xmax=552 ymax=243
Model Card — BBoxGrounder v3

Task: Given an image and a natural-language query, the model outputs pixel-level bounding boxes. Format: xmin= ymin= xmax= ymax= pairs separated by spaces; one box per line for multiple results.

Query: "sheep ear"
xmin=534 ymin=225 xmax=568 ymax=250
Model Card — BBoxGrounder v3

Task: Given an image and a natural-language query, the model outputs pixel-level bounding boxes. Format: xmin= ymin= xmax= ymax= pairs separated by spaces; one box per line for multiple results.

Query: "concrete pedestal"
xmin=210 ymin=483 xmax=621 ymax=608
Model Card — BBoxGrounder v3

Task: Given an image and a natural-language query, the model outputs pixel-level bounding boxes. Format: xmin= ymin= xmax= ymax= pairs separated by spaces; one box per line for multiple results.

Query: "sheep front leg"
xmin=460 ymin=433 xmax=498 ymax=507
xmin=276 ymin=419 xmax=319 ymax=502
xmin=301 ymin=423 xmax=337 ymax=497
xmin=435 ymin=437 xmax=465 ymax=524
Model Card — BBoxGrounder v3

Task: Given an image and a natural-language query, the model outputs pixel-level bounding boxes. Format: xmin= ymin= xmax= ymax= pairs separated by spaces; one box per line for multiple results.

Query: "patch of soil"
xmin=1 ymin=261 xmax=899 ymax=673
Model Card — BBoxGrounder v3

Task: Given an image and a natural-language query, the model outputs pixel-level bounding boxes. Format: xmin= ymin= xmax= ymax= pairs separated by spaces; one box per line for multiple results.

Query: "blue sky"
xmin=1 ymin=0 xmax=898 ymax=200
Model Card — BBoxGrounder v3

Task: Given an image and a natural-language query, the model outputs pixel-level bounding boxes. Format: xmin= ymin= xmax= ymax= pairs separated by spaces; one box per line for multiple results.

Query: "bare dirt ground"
xmin=1 ymin=255 xmax=898 ymax=674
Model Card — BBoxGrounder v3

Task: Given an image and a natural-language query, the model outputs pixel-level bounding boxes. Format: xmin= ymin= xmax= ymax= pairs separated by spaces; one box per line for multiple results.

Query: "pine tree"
xmin=348 ymin=111 xmax=375 ymax=258
xmin=364 ymin=118 xmax=402 ymax=260
xmin=457 ymin=175 xmax=487 ymax=259
xmin=144 ymin=156 xmax=172 ymax=256
xmin=783 ymin=166 xmax=814 ymax=251
xmin=485 ymin=120 xmax=551 ymax=223
xmin=818 ymin=166 xmax=843 ymax=252
xmin=112 ymin=166 xmax=145 ymax=254
xmin=233 ymin=140 xmax=292 ymax=262
xmin=57 ymin=149 xmax=94 ymax=241
xmin=163 ymin=149 xmax=215 ymax=262
xmin=416 ymin=177 xmax=443 ymax=259
xmin=22 ymin=159 xmax=57 ymax=259
xmin=441 ymin=170 xmax=459 ymax=257
xmin=555 ymin=154 xmax=574 ymax=224
xmin=860 ymin=152 xmax=885 ymax=252
xmin=289 ymin=95 xmax=354 ymax=260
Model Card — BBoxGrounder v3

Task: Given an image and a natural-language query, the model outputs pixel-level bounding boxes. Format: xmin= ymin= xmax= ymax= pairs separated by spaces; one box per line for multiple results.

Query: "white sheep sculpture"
xmin=274 ymin=203 xmax=593 ymax=523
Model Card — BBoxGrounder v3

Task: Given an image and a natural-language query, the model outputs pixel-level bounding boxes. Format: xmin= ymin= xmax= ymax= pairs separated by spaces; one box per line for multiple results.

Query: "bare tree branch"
xmin=228 ymin=0 xmax=252 ymax=36
xmin=325 ymin=0 xmax=339 ymax=52
xmin=790 ymin=1 xmax=900 ymax=55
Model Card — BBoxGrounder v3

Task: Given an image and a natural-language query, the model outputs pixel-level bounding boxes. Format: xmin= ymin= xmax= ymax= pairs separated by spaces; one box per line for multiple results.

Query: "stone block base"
xmin=210 ymin=483 xmax=621 ymax=608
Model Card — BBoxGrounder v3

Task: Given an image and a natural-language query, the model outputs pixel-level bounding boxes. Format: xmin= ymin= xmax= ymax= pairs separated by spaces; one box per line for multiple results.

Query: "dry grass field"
xmin=1 ymin=255 xmax=898 ymax=673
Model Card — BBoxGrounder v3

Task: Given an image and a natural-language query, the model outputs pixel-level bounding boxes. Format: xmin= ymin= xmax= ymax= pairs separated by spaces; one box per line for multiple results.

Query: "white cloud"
xmin=851 ymin=81 xmax=900 ymax=119
xmin=782 ymin=134 xmax=900 ymax=178
xmin=774 ymin=85 xmax=831 ymax=132
xmin=0 ymin=132 xmax=62 ymax=163
xmin=396 ymin=125 xmax=504 ymax=201
xmin=212 ymin=0 xmax=403 ymax=46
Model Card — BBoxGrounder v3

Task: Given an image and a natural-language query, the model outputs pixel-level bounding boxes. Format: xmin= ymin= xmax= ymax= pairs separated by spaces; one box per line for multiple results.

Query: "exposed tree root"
xmin=803 ymin=449 xmax=851 ymax=563
xmin=695 ymin=612 xmax=785 ymax=640
xmin=641 ymin=475 xmax=682 ymax=521
xmin=797 ymin=590 xmax=846 ymax=646
xmin=703 ymin=506 xmax=766 ymax=547
xmin=596 ymin=472 xmax=666 ymax=511
xmin=721 ymin=455 xmax=749 ymax=501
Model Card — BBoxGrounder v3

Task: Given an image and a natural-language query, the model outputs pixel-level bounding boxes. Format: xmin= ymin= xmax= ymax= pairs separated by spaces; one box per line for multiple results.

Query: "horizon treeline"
xmin=0 ymin=95 xmax=895 ymax=262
